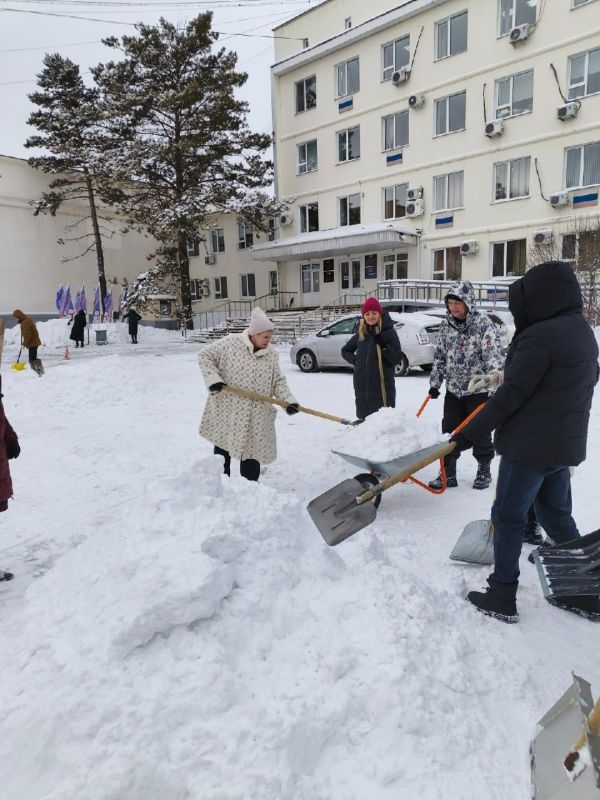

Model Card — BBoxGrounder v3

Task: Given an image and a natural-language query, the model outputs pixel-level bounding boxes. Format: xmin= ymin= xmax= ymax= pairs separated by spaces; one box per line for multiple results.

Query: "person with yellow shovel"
xmin=12 ymin=309 xmax=44 ymax=376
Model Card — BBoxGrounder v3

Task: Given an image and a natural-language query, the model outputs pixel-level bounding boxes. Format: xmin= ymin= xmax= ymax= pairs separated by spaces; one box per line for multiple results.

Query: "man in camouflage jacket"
xmin=428 ymin=280 xmax=505 ymax=490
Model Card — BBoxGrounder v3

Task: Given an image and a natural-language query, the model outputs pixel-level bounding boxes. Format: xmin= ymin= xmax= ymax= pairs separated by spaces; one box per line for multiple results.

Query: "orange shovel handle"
xmin=416 ymin=395 xmax=431 ymax=418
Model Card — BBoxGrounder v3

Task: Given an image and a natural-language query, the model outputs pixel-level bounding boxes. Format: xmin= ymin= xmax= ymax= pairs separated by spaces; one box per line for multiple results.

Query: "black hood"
xmin=509 ymin=261 xmax=583 ymax=334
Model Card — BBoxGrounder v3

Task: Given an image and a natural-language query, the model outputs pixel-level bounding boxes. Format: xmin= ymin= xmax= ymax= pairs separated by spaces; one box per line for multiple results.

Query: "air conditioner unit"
xmin=557 ymin=102 xmax=579 ymax=121
xmin=407 ymin=186 xmax=423 ymax=202
xmin=485 ymin=120 xmax=504 ymax=138
xmin=549 ymin=191 xmax=570 ymax=208
xmin=408 ymin=92 xmax=425 ymax=109
xmin=391 ymin=67 xmax=411 ymax=86
xmin=509 ymin=23 xmax=532 ymax=44
xmin=533 ymin=229 xmax=554 ymax=246
xmin=204 ymin=254 xmax=216 ymax=265
xmin=279 ymin=212 xmax=294 ymax=226
xmin=406 ymin=199 xmax=424 ymax=217
xmin=460 ymin=240 xmax=479 ymax=256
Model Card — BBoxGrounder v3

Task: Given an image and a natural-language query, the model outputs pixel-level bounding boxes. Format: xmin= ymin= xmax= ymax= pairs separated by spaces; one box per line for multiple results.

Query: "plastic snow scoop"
xmin=532 ymin=529 xmax=600 ymax=620
xmin=530 ymin=673 xmax=600 ymax=800
xmin=11 ymin=347 xmax=26 ymax=371
xmin=220 ymin=385 xmax=362 ymax=426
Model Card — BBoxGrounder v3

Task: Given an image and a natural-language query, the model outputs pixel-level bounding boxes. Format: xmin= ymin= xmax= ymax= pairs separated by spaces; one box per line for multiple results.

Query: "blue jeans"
xmin=491 ymin=458 xmax=580 ymax=583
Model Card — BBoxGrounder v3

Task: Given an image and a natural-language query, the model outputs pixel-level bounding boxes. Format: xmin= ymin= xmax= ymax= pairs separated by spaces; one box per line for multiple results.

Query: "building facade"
xmin=251 ymin=0 xmax=600 ymax=306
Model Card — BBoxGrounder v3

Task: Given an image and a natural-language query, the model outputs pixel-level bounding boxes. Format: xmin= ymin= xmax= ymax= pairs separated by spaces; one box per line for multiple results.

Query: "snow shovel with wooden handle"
xmin=221 ymin=385 xmax=362 ymax=426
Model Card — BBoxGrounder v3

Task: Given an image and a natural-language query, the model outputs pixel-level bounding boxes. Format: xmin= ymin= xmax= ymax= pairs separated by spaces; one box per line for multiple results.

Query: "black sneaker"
xmin=428 ymin=474 xmax=458 ymax=490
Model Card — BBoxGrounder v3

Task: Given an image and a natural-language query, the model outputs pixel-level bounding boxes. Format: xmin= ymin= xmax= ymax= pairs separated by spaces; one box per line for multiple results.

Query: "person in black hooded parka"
xmin=68 ymin=309 xmax=87 ymax=348
xmin=453 ymin=261 xmax=599 ymax=622
xmin=341 ymin=297 xmax=402 ymax=420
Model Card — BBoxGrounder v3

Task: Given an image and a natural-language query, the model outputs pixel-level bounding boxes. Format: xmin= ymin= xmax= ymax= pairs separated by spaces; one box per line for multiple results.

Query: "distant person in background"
xmin=12 ymin=309 xmax=44 ymax=376
xmin=122 ymin=308 xmax=141 ymax=344
xmin=68 ymin=309 xmax=87 ymax=348
xmin=0 ymin=359 xmax=21 ymax=581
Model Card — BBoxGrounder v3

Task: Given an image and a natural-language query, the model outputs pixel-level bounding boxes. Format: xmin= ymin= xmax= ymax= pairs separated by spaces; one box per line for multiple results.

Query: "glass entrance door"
xmin=301 ymin=263 xmax=320 ymax=305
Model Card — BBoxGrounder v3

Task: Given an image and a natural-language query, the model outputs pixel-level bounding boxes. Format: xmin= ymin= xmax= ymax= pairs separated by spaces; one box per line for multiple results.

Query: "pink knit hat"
xmin=361 ymin=297 xmax=383 ymax=316
xmin=248 ymin=307 xmax=275 ymax=335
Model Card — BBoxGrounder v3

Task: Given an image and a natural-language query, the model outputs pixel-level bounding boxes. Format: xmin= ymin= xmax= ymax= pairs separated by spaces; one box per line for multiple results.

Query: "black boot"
xmin=428 ymin=456 xmax=458 ymax=490
xmin=523 ymin=519 xmax=545 ymax=545
xmin=472 ymin=459 xmax=492 ymax=490
xmin=467 ymin=576 xmax=519 ymax=623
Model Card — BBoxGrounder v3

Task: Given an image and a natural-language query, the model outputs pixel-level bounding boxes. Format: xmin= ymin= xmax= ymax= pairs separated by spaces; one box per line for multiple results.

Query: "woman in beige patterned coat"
xmin=198 ymin=308 xmax=299 ymax=481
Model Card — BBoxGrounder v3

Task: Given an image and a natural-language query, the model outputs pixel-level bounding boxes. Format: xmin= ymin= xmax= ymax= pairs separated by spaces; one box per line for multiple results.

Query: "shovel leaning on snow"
xmin=220 ymin=385 xmax=362 ymax=426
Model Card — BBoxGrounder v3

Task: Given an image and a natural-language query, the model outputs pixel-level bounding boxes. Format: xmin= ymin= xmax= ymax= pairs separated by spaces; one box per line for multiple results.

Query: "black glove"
xmin=209 ymin=382 xmax=226 ymax=395
xmin=6 ymin=440 xmax=20 ymax=460
xmin=286 ymin=403 xmax=300 ymax=416
xmin=428 ymin=387 xmax=440 ymax=399
xmin=450 ymin=431 xmax=471 ymax=452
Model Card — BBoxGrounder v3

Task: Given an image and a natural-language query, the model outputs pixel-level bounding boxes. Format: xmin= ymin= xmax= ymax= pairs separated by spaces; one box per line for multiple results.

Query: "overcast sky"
xmin=0 ymin=0 xmax=321 ymax=159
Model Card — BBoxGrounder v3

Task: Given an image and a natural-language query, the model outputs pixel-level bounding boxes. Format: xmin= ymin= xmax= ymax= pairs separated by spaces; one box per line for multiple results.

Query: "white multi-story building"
xmin=252 ymin=0 xmax=600 ymax=307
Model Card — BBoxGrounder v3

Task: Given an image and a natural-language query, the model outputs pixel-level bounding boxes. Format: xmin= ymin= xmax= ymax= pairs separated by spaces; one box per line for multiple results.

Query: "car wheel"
xmin=354 ymin=473 xmax=382 ymax=509
xmin=420 ymin=364 xmax=433 ymax=373
xmin=394 ymin=354 xmax=410 ymax=377
xmin=297 ymin=349 xmax=318 ymax=373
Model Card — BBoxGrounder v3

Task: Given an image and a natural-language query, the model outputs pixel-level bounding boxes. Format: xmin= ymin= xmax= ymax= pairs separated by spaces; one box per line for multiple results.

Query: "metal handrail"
xmin=376 ymin=278 xmax=515 ymax=307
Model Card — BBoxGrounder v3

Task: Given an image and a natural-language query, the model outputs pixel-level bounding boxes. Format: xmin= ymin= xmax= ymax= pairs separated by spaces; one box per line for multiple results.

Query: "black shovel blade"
xmin=307 ymin=478 xmax=378 ymax=547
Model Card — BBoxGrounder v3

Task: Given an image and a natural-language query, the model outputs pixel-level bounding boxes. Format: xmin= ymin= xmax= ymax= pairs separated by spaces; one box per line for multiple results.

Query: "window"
xmin=269 ymin=270 xmax=278 ymax=294
xmin=240 ymin=273 xmax=256 ymax=298
xmin=435 ymin=10 xmax=468 ymax=60
xmin=565 ymin=142 xmax=600 ymax=189
xmin=344 ymin=16 xmax=352 ymax=29
xmin=213 ymin=276 xmax=228 ymax=300
xmin=323 ymin=258 xmax=335 ymax=283
xmin=433 ymin=247 xmax=462 ymax=280
xmin=190 ymin=279 xmax=201 ymax=301
xmin=295 ymin=76 xmax=316 ymax=113
xmin=364 ymin=254 xmax=378 ymax=280
xmin=433 ymin=171 xmax=464 ymax=211
xmin=237 ymin=221 xmax=253 ymax=250
xmin=159 ymin=300 xmax=172 ymax=316
xmin=492 ymin=240 xmax=527 ymax=277
xmin=568 ymin=48 xmax=600 ymax=99
xmin=302 ymin=38 xmax=309 ymax=49
xmin=298 ymin=140 xmax=318 ymax=174
xmin=573 ymin=0 xmax=595 ymax=6
xmin=301 ymin=263 xmax=320 ymax=294
xmin=495 ymin=70 xmax=533 ymax=118
xmin=383 ymin=183 xmax=408 ymax=219
xmin=383 ymin=253 xmax=408 ymax=280
xmin=382 ymin=35 xmax=410 ymax=81
xmin=210 ymin=227 xmax=225 ymax=253
xmin=327 ymin=317 xmax=358 ymax=335
xmin=382 ymin=110 xmax=409 ymax=151
xmin=434 ymin=91 xmax=466 ymax=136
xmin=562 ymin=231 xmax=600 ymax=262
xmin=337 ymin=126 xmax=360 ymax=162
xmin=268 ymin=218 xmax=277 ymax=242
xmin=186 ymin=236 xmax=199 ymax=257
xmin=336 ymin=57 xmax=360 ymax=97
xmin=299 ymin=202 xmax=319 ymax=233
xmin=498 ymin=0 xmax=536 ymax=36
xmin=340 ymin=260 xmax=361 ymax=289
xmin=339 ymin=193 xmax=361 ymax=226
xmin=493 ymin=157 xmax=530 ymax=200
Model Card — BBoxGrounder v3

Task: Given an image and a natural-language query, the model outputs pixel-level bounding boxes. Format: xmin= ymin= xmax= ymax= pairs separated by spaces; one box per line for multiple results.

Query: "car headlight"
xmin=416 ymin=329 xmax=430 ymax=345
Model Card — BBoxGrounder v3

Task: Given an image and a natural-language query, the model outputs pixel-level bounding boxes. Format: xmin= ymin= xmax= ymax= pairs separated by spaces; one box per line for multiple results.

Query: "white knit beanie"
xmin=248 ymin=307 xmax=274 ymax=336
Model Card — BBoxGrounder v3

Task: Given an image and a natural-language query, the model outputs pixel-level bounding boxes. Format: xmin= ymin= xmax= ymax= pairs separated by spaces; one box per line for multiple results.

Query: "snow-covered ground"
xmin=0 ymin=333 xmax=599 ymax=800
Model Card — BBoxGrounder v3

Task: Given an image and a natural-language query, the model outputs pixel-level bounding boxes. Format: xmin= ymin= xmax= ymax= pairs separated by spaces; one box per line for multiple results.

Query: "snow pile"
xmin=4 ymin=318 xmax=182 ymax=348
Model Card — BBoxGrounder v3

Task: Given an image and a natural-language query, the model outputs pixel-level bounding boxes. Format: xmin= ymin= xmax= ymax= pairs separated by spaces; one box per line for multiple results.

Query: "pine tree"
xmin=93 ymin=13 xmax=282 ymax=325
xmin=26 ymin=54 xmax=118 ymax=313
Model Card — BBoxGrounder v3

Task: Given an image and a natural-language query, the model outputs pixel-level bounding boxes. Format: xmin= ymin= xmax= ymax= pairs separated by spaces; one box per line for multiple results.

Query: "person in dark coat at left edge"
xmin=342 ymin=297 xmax=402 ymax=420
xmin=0 ymin=374 xmax=21 ymax=582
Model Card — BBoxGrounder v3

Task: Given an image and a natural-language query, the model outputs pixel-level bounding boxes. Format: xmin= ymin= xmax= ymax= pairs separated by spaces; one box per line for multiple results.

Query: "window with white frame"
xmin=323 ymin=259 xmax=335 ymax=283
xmin=434 ymin=91 xmax=466 ymax=136
xmin=339 ymin=193 xmax=361 ymax=226
xmin=573 ymin=0 xmax=595 ymax=6
xmin=213 ymin=276 xmax=228 ymax=299
xmin=562 ymin=230 xmax=600 ymax=262
xmin=190 ymin=279 xmax=201 ymax=301
xmin=186 ymin=236 xmax=199 ymax=257
xmin=345 ymin=16 xmax=352 ymax=29
xmin=492 ymin=239 xmax=527 ymax=277
xmin=383 ymin=183 xmax=408 ymax=219
xmin=336 ymin=56 xmax=360 ymax=98
xmin=568 ymin=48 xmax=600 ymax=99
xmin=382 ymin=110 xmax=409 ymax=151
xmin=435 ymin=10 xmax=468 ymax=60
xmin=268 ymin=270 xmax=278 ymax=294
xmin=383 ymin=253 xmax=408 ymax=280
xmin=237 ymin=221 xmax=253 ymax=249
xmin=299 ymin=202 xmax=319 ymax=233
xmin=240 ymin=273 xmax=256 ymax=298
xmin=268 ymin=217 xmax=277 ymax=242
xmin=337 ymin=126 xmax=360 ymax=162
xmin=297 ymin=139 xmax=318 ymax=174
xmin=495 ymin=70 xmax=533 ymax=118
xmin=210 ymin=227 xmax=225 ymax=253
xmin=433 ymin=171 xmax=464 ymax=211
xmin=498 ymin=0 xmax=536 ymax=37
xmin=493 ymin=157 xmax=531 ymax=201
xmin=295 ymin=75 xmax=316 ymax=113
xmin=382 ymin=35 xmax=410 ymax=81
xmin=433 ymin=247 xmax=461 ymax=281
xmin=565 ymin=141 xmax=600 ymax=188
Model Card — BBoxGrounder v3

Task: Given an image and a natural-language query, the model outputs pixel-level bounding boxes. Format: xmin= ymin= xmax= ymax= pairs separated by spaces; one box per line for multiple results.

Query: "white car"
xmin=289 ymin=312 xmax=439 ymax=377
xmin=421 ymin=307 xmax=515 ymax=351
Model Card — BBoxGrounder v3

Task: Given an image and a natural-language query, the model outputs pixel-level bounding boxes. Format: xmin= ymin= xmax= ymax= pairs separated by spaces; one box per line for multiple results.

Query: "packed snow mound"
xmin=4 ymin=318 xmax=182 ymax=348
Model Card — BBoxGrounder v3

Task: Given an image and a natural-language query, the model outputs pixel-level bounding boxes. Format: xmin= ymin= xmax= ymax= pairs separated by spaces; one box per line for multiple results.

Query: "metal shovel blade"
xmin=307 ymin=477 xmax=378 ymax=547
xmin=449 ymin=519 xmax=494 ymax=565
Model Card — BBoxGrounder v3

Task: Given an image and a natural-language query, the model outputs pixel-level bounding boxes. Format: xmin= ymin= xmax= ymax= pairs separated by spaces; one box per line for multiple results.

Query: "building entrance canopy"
xmin=251 ymin=222 xmax=419 ymax=262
